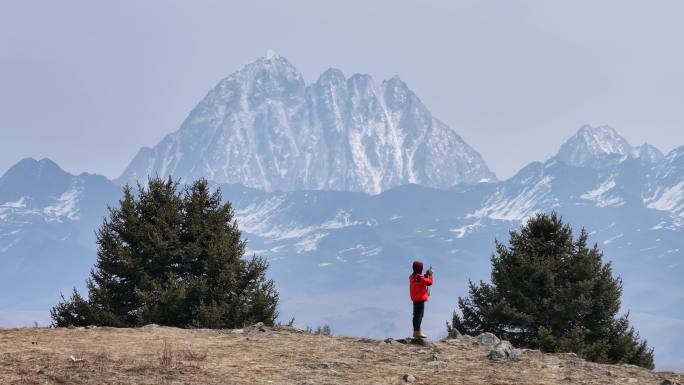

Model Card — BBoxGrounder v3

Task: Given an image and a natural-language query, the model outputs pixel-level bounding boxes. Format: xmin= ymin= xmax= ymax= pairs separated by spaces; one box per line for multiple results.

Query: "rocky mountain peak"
xmin=556 ymin=125 xmax=634 ymax=167
xmin=0 ymin=158 xmax=73 ymax=204
xmin=635 ymin=143 xmax=665 ymax=163
xmin=118 ymin=55 xmax=496 ymax=193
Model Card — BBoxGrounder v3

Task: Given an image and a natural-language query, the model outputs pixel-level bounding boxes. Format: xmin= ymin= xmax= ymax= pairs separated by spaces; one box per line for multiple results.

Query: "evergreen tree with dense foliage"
xmin=449 ymin=212 xmax=654 ymax=369
xmin=51 ymin=177 xmax=278 ymax=328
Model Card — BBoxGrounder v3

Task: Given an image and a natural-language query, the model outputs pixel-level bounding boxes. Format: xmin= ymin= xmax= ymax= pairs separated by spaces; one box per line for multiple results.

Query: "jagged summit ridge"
xmin=556 ymin=125 xmax=635 ymax=167
xmin=118 ymin=55 xmax=496 ymax=194
xmin=555 ymin=124 xmax=665 ymax=168
xmin=636 ymin=143 xmax=665 ymax=163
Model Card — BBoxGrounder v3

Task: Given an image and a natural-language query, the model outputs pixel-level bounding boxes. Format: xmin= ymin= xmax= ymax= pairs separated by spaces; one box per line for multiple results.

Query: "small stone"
xmin=426 ymin=360 xmax=447 ymax=369
xmin=328 ymin=369 xmax=339 ymax=376
xmin=627 ymin=378 xmax=637 ymax=383
xmin=402 ymin=374 xmax=416 ymax=383
xmin=85 ymin=325 xmax=97 ymax=330
xmin=141 ymin=323 xmax=159 ymax=329
xmin=384 ymin=338 xmax=399 ymax=345
xmin=448 ymin=328 xmax=461 ymax=339
xmin=301 ymin=380 xmax=314 ymax=385
xmin=661 ymin=380 xmax=678 ymax=385
xmin=318 ymin=362 xmax=330 ymax=369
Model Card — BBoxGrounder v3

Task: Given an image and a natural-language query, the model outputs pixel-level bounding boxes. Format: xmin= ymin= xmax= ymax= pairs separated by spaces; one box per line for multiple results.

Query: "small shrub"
xmin=180 ymin=348 xmax=207 ymax=362
xmin=305 ymin=324 xmax=332 ymax=336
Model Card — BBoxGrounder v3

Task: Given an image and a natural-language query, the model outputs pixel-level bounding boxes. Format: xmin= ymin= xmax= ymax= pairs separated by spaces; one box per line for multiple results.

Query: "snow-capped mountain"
xmin=0 ymin=158 xmax=120 ymax=311
xmin=471 ymin=125 xmax=679 ymax=222
xmin=636 ymin=143 xmax=665 ymax=163
xmin=556 ymin=125 xmax=636 ymax=167
xmin=118 ymin=54 xmax=496 ymax=194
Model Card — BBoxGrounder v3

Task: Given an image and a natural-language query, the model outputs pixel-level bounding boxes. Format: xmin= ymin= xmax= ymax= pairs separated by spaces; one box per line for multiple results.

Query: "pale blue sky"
xmin=2 ymin=0 xmax=683 ymax=180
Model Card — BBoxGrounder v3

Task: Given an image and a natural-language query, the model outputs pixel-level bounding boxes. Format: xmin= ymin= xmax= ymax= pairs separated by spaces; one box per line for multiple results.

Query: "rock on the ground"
xmin=448 ymin=328 xmax=461 ymax=339
xmin=487 ymin=341 xmax=518 ymax=361
xmin=403 ymin=374 xmax=416 ymax=382
xmin=477 ymin=332 xmax=500 ymax=346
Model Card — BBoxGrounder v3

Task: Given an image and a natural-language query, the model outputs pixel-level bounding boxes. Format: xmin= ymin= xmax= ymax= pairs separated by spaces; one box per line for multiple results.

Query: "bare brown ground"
xmin=0 ymin=325 xmax=681 ymax=385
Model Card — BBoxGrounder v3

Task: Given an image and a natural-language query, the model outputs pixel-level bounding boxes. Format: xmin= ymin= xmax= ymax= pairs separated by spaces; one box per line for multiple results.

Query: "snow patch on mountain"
xmin=236 ymin=198 xmax=365 ymax=242
xmin=295 ymin=233 xmax=327 ymax=254
xmin=43 ymin=183 xmax=81 ymax=221
xmin=581 ymin=178 xmax=624 ymax=207
xmin=473 ymin=176 xmax=554 ymax=221
xmin=646 ymin=181 xmax=684 ymax=216
xmin=603 ymin=233 xmax=624 ymax=244
xmin=449 ymin=220 xmax=482 ymax=238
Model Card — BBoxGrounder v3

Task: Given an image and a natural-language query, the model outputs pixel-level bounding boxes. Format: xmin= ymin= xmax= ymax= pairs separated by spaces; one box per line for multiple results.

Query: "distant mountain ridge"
xmin=0 ymin=158 xmax=120 ymax=311
xmin=118 ymin=53 xmax=496 ymax=194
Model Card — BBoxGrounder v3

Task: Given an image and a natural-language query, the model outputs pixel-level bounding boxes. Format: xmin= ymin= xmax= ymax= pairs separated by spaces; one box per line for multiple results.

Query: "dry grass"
xmin=0 ymin=325 xmax=681 ymax=385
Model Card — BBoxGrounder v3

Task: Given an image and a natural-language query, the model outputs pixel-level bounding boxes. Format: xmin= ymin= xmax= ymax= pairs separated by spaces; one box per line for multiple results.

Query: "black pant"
xmin=412 ymin=301 xmax=425 ymax=331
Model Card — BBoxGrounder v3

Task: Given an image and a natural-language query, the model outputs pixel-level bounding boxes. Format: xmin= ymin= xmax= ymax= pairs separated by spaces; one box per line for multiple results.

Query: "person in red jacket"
xmin=409 ymin=260 xmax=433 ymax=339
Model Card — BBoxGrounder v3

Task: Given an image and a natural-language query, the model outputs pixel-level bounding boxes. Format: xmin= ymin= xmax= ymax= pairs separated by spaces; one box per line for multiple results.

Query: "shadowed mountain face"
xmin=117 ymin=55 xmax=496 ymax=194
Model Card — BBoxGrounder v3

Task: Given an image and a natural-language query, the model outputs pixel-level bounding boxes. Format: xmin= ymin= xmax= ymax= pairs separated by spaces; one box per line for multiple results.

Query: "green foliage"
xmin=449 ymin=212 xmax=654 ymax=369
xmin=51 ymin=177 xmax=278 ymax=329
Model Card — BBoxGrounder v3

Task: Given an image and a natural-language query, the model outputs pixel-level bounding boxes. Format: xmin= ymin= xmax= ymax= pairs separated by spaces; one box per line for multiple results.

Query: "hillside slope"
xmin=0 ymin=325 xmax=681 ymax=385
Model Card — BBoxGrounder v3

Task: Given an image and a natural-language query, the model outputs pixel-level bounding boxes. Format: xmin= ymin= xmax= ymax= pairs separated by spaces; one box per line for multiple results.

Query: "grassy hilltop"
xmin=0 ymin=325 xmax=681 ymax=385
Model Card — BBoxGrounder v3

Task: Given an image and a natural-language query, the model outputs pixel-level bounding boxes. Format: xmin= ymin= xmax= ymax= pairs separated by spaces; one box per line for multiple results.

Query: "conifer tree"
xmin=51 ymin=178 xmax=278 ymax=328
xmin=449 ymin=212 xmax=654 ymax=368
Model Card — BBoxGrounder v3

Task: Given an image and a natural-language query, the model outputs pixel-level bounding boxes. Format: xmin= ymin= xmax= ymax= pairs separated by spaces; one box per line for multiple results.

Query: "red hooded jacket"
xmin=409 ymin=273 xmax=433 ymax=302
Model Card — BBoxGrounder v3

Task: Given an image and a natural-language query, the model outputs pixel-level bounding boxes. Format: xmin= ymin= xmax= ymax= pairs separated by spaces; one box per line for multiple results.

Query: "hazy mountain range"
xmin=1 ymin=54 xmax=682 ymax=370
